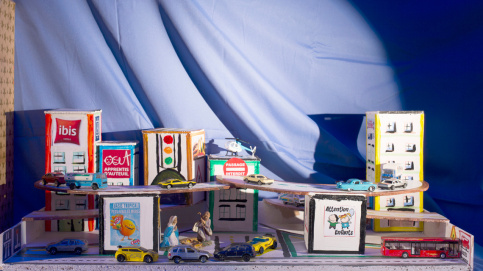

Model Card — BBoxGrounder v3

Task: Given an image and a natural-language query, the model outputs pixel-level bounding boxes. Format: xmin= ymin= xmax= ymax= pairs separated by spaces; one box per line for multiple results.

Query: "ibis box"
xmin=99 ymin=194 xmax=160 ymax=254
xmin=97 ymin=141 xmax=139 ymax=186
xmin=143 ymin=128 xmax=206 ymax=205
xmin=373 ymin=191 xmax=424 ymax=232
xmin=208 ymin=155 xmax=260 ymax=232
xmin=45 ymin=109 xmax=102 ymax=174
xmin=44 ymin=109 xmax=102 ymax=232
xmin=304 ymin=193 xmax=366 ymax=254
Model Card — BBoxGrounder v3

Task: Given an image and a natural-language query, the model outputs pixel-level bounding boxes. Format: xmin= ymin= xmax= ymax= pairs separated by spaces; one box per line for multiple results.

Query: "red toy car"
xmin=42 ymin=172 xmax=66 ymax=187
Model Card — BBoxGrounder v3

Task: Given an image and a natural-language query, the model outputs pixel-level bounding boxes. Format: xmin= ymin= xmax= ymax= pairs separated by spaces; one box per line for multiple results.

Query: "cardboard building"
xmin=366 ymin=111 xmax=424 ymax=232
xmin=97 ymin=141 xmax=139 ymax=186
xmin=208 ymin=155 xmax=260 ymax=232
xmin=44 ymin=109 xmax=102 ymax=232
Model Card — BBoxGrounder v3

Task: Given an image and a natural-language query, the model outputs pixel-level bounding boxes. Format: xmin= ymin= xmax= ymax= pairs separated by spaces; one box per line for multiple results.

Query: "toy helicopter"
xmin=225 ymin=138 xmax=256 ymax=157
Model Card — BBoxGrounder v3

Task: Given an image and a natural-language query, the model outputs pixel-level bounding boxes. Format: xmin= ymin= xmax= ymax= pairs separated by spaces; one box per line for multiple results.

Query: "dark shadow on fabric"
xmin=348 ymin=0 xmax=483 ymax=246
xmin=309 ymin=114 xmax=365 ymax=182
xmin=86 ymin=0 xmax=163 ymax=128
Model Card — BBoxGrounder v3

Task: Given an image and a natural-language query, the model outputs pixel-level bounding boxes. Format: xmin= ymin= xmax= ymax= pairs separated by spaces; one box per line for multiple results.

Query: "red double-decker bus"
xmin=381 ymin=237 xmax=461 ymax=259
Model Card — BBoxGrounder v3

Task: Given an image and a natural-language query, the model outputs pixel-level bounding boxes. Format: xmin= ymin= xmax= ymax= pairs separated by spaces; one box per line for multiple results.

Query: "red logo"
xmin=102 ymin=149 xmax=131 ymax=178
xmin=223 ymin=158 xmax=248 ymax=176
xmin=54 ymin=119 xmax=81 ymax=145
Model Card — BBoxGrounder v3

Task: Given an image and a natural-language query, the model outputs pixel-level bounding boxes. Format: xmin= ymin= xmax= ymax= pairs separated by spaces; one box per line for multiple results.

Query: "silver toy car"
xmin=378 ymin=179 xmax=408 ymax=190
xmin=168 ymin=245 xmax=210 ymax=264
xmin=46 ymin=238 xmax=88 ymax=255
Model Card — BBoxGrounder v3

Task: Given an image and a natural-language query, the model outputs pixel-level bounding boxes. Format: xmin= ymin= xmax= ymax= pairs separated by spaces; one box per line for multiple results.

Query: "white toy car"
xmin=244 ymin=174 xmax=274 ymax=185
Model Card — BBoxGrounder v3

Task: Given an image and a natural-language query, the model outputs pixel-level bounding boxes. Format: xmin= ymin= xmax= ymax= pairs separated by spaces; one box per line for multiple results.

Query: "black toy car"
xmin=214 ymin=243 xmax=255 ymax=262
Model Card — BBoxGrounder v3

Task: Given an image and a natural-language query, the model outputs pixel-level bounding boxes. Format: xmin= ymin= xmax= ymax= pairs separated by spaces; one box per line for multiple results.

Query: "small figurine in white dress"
xmin=160 ymin=216 xmax=179 ymax=247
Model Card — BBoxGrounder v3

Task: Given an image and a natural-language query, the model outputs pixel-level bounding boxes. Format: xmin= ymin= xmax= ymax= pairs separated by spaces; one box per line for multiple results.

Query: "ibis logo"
xmin=54 ymin=119 xmax=81 ymax=145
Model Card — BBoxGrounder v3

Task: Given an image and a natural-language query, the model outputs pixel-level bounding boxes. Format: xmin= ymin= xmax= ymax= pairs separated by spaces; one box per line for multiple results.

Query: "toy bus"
xmin=381 ymin=237 xmax=461 ymax=259
xmin=65 ymin=173 xmax=108 ymax=190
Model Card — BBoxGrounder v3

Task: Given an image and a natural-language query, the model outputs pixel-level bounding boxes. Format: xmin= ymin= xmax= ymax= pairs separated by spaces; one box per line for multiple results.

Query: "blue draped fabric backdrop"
xmin=12 ymin=0 xmax=483 ymax=267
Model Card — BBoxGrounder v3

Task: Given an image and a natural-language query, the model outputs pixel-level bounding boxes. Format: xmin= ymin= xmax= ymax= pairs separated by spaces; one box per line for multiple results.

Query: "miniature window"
xmin=55 ymin=199 xmax=69 ymax=210
xmin=73 ymin=166 xmax=86 ymax=173
xmin=386 ymin=143 xmax=394 ymax=152
xmin=367 ymin=133 xmax=374 ymax=140
xmin=219 ymin=205 xmax=230 ymax=219
xmin=117 ymin=182 xmax=123 ymax=185
xmin=236 ymin=188 xmax=247 ymax=201
xmin=73 ymin=152 xmax=86 ymax=164
xmin=236 ymin=205 xmax=246 ymax=220
xmin=405 ymin=144 xmax=416 ymax=152
xmin=405 ymin=176 xmax=414 ymax=181
xmin=405 ymin=161 xmax=414 ymax=170
xmin=386 ymin=122 xmax=396 ymax=133
xmin=404 ymin=196 xmax=414 ymax=206
xmin=404 ymin=122 xmax=413 ymax=133
xmin=219 ymin=189 xmax=231 ymax=201
xmin=400 ymin=242 xmax=411 ymax=250
xmin=53 ymin=152 xmax=65 ymax=164
xmin=386 ymin=198 xmax=395 ymax=207
xmin=108 ymin=182 xmax=114 ymax=186
xmin=75 ymin=199 xmax=86 ymax=210
xmin=53 ymin=166 xmax=66 ymax=174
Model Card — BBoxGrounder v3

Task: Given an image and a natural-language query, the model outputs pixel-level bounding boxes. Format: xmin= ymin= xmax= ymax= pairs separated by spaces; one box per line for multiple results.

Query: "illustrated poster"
xmin=324 ymin=205 xmax=356 ymax=237
xmin=109 ymin=202 xmax=141 ymax=246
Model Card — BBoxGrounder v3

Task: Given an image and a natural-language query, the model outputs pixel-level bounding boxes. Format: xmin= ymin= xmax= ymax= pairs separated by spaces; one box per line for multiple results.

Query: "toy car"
xmin=336 ymin=178 xmax=376 ymax=192
xmin=278 ymin=193 xmax=305 ymax=207
xmin=244 ymin=174 xmax=274 ymax=185
xmin=65 ymin=173 xmax=108 ymax=190
xmin=247 ymin=235 xmax=277 ymax=254
xmin=168 ymin=245 xmax=210 ymax=264
xmin=115 ymin=246 xmax=158 ymax=263
xmin=378 ymin=179 xmax=408 ymax=190
xmin=42 ymin=172 xmax=66 ymax=187
xmin=46 ymin=238 xmax=88 ymax=255
xmin=214 ymin=243 xmax=256 ymax=262
xmin=159 ymin=179 xmax=196 ymax=189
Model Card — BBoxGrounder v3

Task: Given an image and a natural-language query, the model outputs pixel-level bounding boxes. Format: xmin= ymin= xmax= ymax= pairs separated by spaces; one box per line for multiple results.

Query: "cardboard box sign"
xmin=97 ymin=141 xmax=139 ymax=186
xmin=143 ymin=129 xmax=206 ymax=205
xmin=304 ymin=194 xmax=367 ymax=254
xmin=45 ymin=109 xmax=102 ymax=174
xmin=208 ymin=155 xmax=260 ymax=232
xmin=99 ymin=194 xmax=160 ymax=254
xmin=44 ymin=109 xmax=102 ymax=232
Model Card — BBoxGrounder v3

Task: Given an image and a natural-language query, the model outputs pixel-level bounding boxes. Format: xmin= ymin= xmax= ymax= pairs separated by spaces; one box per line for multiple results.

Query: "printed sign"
xmin=103 ymin=149 xmax=131 ymax=178
xmin=459 ymin=229 xmax=472 ymax=267
xmin=223 ymin=158 xmax=248 ymax=176
xmin=95 ymin=116 xmax=100 ymax=141
xmin=110 ymin=202 xmax=141 ymax=246
xmin=54 ymin=118 xmax=81 ymax=145
xmin=324 ymin=205 xmax=356 ymax=237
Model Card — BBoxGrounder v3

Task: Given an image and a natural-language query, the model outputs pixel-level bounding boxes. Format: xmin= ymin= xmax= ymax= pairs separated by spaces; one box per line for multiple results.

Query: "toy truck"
xmin=65 ymin=173 xmax=108 ymax=190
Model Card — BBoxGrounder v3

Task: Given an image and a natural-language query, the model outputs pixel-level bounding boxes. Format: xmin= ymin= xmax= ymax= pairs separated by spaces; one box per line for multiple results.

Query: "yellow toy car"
xmin=247 ymin=235 xmax=277 ymax=254
xmin=159 ymin=179 xmax=196 ymax=189
xmin=115 ymin=246 xmax=159 ymax=263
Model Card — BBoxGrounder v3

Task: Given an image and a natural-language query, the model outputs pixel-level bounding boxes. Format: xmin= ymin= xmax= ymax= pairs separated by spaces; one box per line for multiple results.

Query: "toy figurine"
xmin=160 ymin=216 xmax=179 ymax=247
xmin=193 ymin=211 xmax=212 ymax=242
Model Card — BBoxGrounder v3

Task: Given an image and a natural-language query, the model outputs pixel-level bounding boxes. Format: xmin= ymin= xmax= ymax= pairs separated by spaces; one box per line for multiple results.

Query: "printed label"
xmin=223 ymin=158 xmax=248 ymax=176
xmin=54 ymin=118 xmax=81 ymax=145
xmin=103 ymin=150 xmax=131 ymax=178
xmin=324 ymin=205 xmax=356 ymax=237
xmin=110 ymin=202 xmax=140 ymax=246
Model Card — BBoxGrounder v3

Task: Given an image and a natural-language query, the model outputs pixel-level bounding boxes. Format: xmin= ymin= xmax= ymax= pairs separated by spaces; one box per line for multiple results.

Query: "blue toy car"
xmin=336 ymin=178 xmax=377 ymax=192
xmin=214 ymin=243 xmax=255 ymax=262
